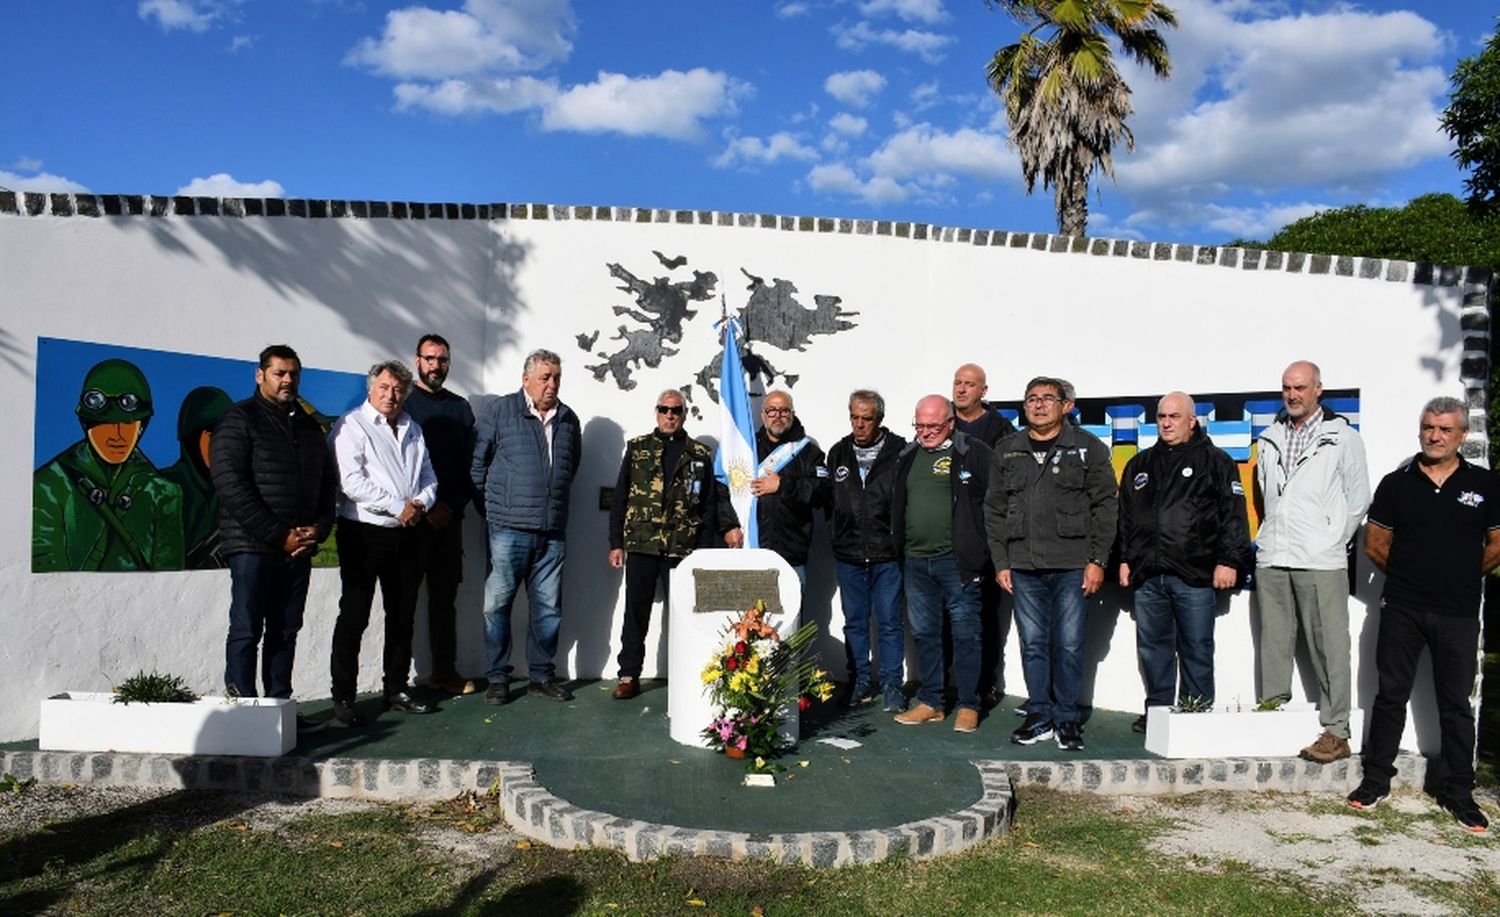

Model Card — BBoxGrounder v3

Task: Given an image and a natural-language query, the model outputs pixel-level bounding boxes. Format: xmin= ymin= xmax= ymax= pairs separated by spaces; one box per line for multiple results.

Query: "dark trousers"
xmin=331 ymin=519 xmax=421 ymax=702
xmin=416 ymin=517 xmax=465 ymax=678
xmin=1361 ymin=602 xmax=1480 ymax=798
xmin=616 ymin=552 xmax=678 ymax=679
xmin=225 ymin=552 xmax=311 ymax=698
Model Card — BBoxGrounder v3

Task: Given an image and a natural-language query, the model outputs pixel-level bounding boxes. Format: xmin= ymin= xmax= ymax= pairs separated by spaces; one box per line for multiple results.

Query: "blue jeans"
xmin=904 ymin=554 xmax=981 ymax=711
xmin=482 ymin=526 xmax=566 ymax=684
xmin=1010 ymin=569 xmax=1087 ymax=724
xmin=1133 ymin=574 xmax=1216 ymax=709
xmin=225 ymin=552 xmax=311 ymax=699
xmin=835 ymin=560 xmax=904 ymax=690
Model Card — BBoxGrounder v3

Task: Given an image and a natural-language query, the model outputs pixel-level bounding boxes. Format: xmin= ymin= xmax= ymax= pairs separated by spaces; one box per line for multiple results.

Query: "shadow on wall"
xmin=120 ymin=214 xmax=528 ymax=394
xmin=562 ymin=415 xmax=626 ymax=678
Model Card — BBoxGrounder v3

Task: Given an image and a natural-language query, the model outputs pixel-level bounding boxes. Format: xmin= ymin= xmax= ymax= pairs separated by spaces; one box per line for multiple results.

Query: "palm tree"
xmin=986 ymin=0 xmax=1177 ymax=237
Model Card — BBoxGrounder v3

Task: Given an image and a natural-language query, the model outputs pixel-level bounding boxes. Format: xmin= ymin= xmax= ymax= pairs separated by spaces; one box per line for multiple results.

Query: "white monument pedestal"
xmin=666 ymin=548 xmax=802 ymax=748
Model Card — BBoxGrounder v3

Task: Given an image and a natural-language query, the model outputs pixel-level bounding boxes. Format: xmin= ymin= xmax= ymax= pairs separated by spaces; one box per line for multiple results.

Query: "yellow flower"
xmin=745 ymin=656 xmax=760 ymax=675
xmin=701 ymin=665 xmax=721 ymax=685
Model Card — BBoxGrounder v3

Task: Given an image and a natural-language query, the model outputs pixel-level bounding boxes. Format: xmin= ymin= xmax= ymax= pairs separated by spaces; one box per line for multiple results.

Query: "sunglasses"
xmin=656 ymin=404 xmax=685 ymax=416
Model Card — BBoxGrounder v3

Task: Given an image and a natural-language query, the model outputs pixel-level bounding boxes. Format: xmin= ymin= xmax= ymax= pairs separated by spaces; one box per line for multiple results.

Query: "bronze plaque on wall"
xmin=692 ymin=569 xmax=782 ymax=615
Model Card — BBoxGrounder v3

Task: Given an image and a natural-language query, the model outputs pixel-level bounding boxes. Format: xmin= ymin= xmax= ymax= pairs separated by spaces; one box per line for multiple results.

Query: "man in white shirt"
xmin=329 ymin=360 xmax=439 ymax=726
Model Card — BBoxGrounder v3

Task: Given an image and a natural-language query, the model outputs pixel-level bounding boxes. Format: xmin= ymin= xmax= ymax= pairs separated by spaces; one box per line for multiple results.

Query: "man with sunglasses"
xmin=985 ymin=376 xmax=1118 ymax=752
xmin=606 ymin=389 xmax=741 ymax=700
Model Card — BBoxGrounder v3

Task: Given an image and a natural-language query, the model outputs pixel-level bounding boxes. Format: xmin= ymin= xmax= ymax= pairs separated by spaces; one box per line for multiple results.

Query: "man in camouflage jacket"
xmin=607 ymin=389 xmax=741 ymax=699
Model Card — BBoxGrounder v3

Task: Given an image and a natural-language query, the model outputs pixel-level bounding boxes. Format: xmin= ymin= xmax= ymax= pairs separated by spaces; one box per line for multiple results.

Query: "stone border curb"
xmin=1 ymin=748 xmax=1426 ymax=866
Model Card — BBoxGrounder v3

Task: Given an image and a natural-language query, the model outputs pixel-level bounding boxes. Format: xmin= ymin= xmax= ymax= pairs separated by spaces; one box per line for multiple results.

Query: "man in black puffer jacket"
xmin=211 ymin=345 xmax=337 ymax=726
xmin=1117 ymin=391 xmax=1251 ymax=732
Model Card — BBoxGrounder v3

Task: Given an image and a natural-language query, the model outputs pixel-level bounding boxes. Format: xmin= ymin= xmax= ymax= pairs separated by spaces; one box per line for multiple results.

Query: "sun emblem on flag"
xmin=726 ymin=459 xmax=754 ymax=496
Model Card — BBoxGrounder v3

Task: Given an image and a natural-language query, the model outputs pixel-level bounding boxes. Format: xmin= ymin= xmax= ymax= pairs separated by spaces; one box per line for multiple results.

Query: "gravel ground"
xmin=1128 ymin=789 xmax=1500 ymax=916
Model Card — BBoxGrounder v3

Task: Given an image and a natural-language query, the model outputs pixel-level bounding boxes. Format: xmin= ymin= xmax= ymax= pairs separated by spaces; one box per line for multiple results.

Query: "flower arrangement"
xmin=700 ymin=602 xmax=834 ymax=761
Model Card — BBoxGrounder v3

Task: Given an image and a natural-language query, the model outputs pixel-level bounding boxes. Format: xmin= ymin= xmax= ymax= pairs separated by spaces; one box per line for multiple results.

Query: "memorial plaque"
xmin=692 ymin=569 xmax=782 ymax=616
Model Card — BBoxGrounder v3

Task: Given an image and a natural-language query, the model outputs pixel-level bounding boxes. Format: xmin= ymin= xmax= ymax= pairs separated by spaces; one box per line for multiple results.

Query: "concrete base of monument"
xmin=1 ymin=682 xmax=1427 ymax=867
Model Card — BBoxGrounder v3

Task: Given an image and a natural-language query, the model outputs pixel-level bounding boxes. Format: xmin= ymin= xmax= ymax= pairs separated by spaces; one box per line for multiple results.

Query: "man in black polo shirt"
xmin=1347 ymin=397 xmax=1500 ymax=834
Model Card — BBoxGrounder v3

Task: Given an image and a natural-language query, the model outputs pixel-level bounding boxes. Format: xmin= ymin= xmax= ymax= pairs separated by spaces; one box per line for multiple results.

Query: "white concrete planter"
xmin=39 ymin=692 xmax=295 ymax=757
xmin=1144 ymin=703 xmax=1363 ymax=759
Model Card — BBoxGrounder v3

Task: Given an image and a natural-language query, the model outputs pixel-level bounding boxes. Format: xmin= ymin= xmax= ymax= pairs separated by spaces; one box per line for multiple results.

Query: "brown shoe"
xmin=612 ymin=677 xmax=640 ymax=700
xmin=433 ymin=674 xmax=479 ymax=695
xmin=1299 ymin=730 xmax=1351 ymax=763
xmin=894 ymin=702 xmax=945 ymax=725
xmin=953 ymin=707 xmax=980 ymax=733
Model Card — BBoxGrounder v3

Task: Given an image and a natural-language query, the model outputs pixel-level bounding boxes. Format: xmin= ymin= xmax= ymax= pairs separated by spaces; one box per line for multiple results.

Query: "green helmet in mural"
xmin=75 ymin=359 xmax=154 ymax=428
xmin=176 ymin=386 xmax=232 ymax=442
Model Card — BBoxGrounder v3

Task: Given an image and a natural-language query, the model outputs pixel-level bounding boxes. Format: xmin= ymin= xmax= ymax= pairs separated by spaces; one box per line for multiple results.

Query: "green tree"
xmin=1442 ymin=18 xmax=1500 ymax=217
xmin=1232 ymin=193 xmax=1500 ymax=267
xmin=985 ymin=0 xmax=1177 ymax=237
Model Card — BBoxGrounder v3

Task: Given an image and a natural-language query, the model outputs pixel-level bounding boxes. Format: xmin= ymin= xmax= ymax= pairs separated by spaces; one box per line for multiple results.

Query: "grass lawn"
xmin=0 ymin=784 xmax=1360 ymax=917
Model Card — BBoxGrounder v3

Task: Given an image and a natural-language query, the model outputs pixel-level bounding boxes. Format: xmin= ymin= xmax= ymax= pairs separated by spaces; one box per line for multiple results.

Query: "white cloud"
xmin=228 ymin=35 xmax=254 ymax=53
xmin=394 ymin=76 xmax=560 ymax=115
xmin=866 ymin=124 xmax=1015 ymax=182
xmin=11 ymin=156 xmax=42 ymax=172
xmin=824 ymin=70 xmax=886 ymax=109
xmin=1125 ymin=200 xmax=1329 ymax=240
xmin=714 ymin=132 xmax=818 ymax=168
xmin=1116 ymin=1 xmax=1453 ymax=225
xmin=541 ymin=69 xmax=749 ymax=140
xmin=138 ymin=0 xmax=235 ymax=33
xmin=807 ymin=163 xmax=909 ymax=203
xmin=345 ymin=0 xmax=575 ymax=80
xmin=828 ymin=112 xmax=868 ymax=136
xmin=909 ymin=81 xmax=940 ymax=111
xmin=0 ymin=170 xmax=88 ymax=194
xmin=831 ymin=21 xmax=953 ymax=64
xmin=859 ymin=0 xmax=947 ymax=25
xmin=775 ymin=1 xmax=810 ymax=17
xmin=176 ymin=173 xmax=285 ymax=197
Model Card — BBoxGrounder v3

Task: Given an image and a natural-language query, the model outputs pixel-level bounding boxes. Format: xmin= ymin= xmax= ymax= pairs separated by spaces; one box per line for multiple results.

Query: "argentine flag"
xmin=714 ymin=315 xmax=759 ymax=548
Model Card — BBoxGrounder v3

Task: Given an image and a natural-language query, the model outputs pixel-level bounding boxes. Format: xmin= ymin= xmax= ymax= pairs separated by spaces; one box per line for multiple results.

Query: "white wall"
xmin=1 ymin=199 xmax=1487 ymax=752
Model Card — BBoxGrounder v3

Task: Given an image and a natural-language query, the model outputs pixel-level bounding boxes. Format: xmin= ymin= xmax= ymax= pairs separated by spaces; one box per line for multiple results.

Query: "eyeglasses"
xmin=763 ymin=406 xmax=792 ymax=416
xmin=656 ymin=405 xmax=685 ymax=416
xmin=1025 ymin=394 xmax=1062 ymax=406
xmin=81 ymin=390 xmax=147 ymax=413
xmin=913 ymin=420 xmax=951 ymax=433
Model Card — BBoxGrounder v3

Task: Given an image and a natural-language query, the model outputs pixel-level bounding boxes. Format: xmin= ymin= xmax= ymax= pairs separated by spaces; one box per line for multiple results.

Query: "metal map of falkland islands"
xmin=692 ymin=569 xmax=782 ymax=616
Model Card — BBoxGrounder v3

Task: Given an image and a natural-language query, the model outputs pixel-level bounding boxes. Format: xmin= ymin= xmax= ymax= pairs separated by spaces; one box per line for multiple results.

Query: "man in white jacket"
xmin=1255 ymin=360 xmax=1370 ymax=763
xmin=328 ymin=360 xmax=440 ymax=726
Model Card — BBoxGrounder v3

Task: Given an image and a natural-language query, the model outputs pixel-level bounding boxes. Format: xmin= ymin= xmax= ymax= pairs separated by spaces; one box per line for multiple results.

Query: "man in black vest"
xmin=749 ymin=390 xmax=826 ymax=585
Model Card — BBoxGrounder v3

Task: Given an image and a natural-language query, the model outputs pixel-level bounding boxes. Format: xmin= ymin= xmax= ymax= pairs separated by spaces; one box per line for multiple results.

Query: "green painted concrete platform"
xmin=277 ymin=681 xmax=1156 ymax=834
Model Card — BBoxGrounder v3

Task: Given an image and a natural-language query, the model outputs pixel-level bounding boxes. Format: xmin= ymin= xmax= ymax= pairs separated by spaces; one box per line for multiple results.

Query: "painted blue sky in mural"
xmin=0 ymin=1 xmax=1488 ymax=245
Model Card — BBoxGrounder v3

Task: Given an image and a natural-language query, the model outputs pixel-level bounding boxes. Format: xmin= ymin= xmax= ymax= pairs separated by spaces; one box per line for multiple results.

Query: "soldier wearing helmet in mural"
xmin=32 ymin=358 xmax=185 ymax=572
xmin=161 ymin=386 xmax=233 ymax=569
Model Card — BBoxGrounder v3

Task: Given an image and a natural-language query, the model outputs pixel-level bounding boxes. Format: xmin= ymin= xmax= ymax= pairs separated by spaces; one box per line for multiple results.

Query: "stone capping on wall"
xmin=2 ymin=188 xmax=1490 ymax=461
xmin=0 ymin=748 xmax=1424 ymax=867
xmin=0 ymin=189 xmax=1492 ymax=291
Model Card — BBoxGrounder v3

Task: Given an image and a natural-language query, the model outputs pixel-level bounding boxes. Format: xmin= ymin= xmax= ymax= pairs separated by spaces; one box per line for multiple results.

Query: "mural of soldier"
xmin=32 ymin=359 xmax=185 ymax=572
xmin=160 ymin=385 xmax=233 ymax=569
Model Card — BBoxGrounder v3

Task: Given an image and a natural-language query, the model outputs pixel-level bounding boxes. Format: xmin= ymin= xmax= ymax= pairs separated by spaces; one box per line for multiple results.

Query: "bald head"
xmin=952 ymin=363 xmax=989 ymax=419
xmin=1156 ymin=391 xmax=1198 ymax=446
xmin=913 ymin=394 xmax=955 ymax=449
xmin=1281 ymin=361 xmax=1323 ymax=423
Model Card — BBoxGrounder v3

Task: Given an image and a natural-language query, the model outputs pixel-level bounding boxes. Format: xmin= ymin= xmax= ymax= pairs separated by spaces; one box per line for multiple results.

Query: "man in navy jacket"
xmin=470 ymin=349 xmax=581 ymax=706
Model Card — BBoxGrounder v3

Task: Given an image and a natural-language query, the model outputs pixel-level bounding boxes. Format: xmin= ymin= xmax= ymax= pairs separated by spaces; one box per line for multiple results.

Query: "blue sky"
xmin=2 ymin=0 xmax=1491 ymax=244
